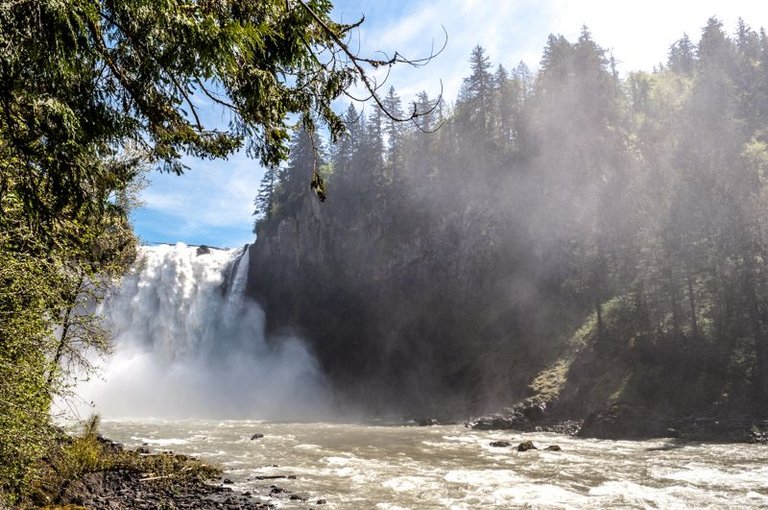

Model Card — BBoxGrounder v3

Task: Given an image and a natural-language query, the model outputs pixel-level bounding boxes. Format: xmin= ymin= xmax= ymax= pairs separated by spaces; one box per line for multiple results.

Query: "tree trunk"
xmin=46 ymin=274 xmax=84 ymax=388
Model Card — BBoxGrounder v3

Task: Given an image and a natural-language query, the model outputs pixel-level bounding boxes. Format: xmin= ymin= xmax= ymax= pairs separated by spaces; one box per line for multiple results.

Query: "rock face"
xmin=245 ymin=186 xmax=547 ymax=417
xmin=579 ymin=404 xmax=669 ymax=439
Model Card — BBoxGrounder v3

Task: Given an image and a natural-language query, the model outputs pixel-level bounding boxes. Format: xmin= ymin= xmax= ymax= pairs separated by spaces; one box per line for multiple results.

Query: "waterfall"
xmin=74 ymin=243 xmax=329 ymax=420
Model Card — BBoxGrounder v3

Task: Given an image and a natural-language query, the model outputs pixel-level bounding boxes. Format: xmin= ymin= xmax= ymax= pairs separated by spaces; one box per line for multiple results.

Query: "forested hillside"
xmin=248 ymin=17 xmax=768 ymax=424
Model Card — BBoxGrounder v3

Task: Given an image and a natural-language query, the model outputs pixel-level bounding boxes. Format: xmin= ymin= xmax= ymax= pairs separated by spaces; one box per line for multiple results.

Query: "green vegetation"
xmin=29 ymin=416 xmax=221 ymax=508
xmin=252 ymin=18 xmax=768 ymax=420
xmin=0 ymin=0 xmax=412 ymax=504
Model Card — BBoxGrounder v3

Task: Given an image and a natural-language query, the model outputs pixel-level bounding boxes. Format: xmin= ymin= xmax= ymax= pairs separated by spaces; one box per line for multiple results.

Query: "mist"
xmin=74 ymin=244 xmax=330 ymax=421
xmin=248 ymin=17 xmax=768 ymax=420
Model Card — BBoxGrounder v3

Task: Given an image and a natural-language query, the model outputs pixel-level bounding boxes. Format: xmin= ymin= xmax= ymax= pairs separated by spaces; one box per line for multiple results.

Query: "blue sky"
xmin=132 ymin=0 xmax=768 ymax=248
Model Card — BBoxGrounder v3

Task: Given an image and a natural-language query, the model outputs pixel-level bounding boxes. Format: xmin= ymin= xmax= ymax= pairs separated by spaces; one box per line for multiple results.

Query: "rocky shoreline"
xmin=51 ymin=439 xmax=324 ymax=510
xmin=58 ymin=466 xmax=270 ymax=510
xmin=460 ymin=398 xmax=768 ymax=444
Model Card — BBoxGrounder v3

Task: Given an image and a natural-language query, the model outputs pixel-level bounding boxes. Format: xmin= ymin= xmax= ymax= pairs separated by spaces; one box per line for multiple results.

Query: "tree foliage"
xmin=0 ymin=0 xmax=436 ymax=504
xmin=252 ymin=18 xmax=768 ymax=419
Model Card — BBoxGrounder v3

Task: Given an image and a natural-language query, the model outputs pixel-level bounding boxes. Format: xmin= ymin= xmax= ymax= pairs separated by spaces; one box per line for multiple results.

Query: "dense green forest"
xmin=250 ymin=17 xmax=768 ymax=425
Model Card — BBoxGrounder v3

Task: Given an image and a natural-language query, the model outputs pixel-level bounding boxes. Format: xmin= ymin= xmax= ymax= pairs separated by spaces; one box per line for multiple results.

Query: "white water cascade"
xmin=74 ymin=243 xmax=329 ymax=420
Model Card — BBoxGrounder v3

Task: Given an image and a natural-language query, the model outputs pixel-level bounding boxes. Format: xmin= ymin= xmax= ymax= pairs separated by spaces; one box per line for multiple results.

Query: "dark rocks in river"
xmin=196 ymin=245 xmax=212 ymax=256
xmin=470 ymin=399 xmax=550 ymax=431
xmin=222 ymin=478 xmax=234 ymax=484
xmin=417 ymin=417 xmax=441 ymax=426
xmin=317 ymin=499 xmax=327 ymax=505
xmin=517 ymin=440 xmax=537 ymax=452
xmin=471 ymin=414 xmax=518 ymax=430
xmin=489 ymin=440 xmax=512 ymax=447
xmin=544 ymin=445 xmax=562 ymax=451
xmin=250 ymin=433 xmax=264 ymax=440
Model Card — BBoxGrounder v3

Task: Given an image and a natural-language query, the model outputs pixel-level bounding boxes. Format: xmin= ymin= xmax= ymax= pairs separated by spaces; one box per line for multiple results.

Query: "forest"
xmin=249 ymin=17 xmax=768 ymax=428
xmin=3 ymin=2 xmax=768 ymax=505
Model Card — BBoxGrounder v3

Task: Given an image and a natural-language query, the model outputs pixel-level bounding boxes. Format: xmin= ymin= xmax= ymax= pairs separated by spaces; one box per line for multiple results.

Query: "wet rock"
xmin=317 ymin=500 xmax=327 ymax=505
xmin=517 ymin=440 xmax=537 ymax=452
xmin=580 ymin=403 xmax=668 ymax=439
xmin=289 ymin=494 xmax=306 ymax=501
xmin=196 ymin=245 xmax=212 ymax=256
xmin=470 ymin=415 xmax=518 ymax=430
xmin=222 ymin=478 xmax=234 ymax=484
xmin=250 ymin=433 xmax=264 ymax=440
xmin=471 ymin=398 xmax=551 ymax=431
xmin=417 ymin=418 xmax=440 ymax=426
xmin=136 ymin=446 xmax=151 ymax=454
xmin=544 ymin=445 xmax=561 ymax=451
xmin=489 ymin=440 xmax=512 ymax=447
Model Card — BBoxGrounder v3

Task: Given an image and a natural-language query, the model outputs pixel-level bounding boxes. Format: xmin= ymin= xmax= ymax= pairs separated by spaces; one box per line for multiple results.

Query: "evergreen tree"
xmin=668 ymin=34 xmax=696 ymax=74
xmin=382 ymin=87 xmax=406 ymax=173
xmin=459 ymin=45 xmax=494 ymax=136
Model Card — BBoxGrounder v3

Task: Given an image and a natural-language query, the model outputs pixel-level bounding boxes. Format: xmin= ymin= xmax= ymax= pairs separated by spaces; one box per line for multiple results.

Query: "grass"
xmin=23 ymin=415 xmax=221 ymax=509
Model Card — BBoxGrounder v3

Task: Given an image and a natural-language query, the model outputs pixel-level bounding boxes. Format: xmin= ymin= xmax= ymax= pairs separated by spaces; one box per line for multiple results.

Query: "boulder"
xmin=470 ymin=415 xmax=517 ymax=430
xmin=250 ymin=433 xmax=264 ymax=440
xmin=544 ymin=445 xmax=561 ymax=451
xmin=196 ymin=245 xmax=212 ymax=256
xmin=489 ymin=440 xmax=512 ymax=447
xmin=517 ymin=440 xmax=537 ymax=452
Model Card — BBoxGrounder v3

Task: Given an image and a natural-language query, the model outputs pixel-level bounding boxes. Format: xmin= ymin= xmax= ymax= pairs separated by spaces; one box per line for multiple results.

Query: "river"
xmin=98 ymin=419 xmax=768 ymax=509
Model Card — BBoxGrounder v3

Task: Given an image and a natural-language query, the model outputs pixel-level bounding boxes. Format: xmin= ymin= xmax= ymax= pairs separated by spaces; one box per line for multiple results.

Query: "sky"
xmin=132 ymin=0 xmax=768 ymax=248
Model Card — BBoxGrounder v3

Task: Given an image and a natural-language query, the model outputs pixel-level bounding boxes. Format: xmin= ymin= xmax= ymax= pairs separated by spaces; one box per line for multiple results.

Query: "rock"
xmin=517 ymin=440 xmax=537 ymax=452
xmin=470 ymin=415 xmax=518 ymax=430
xmin=579 ymin=403 xmax=668 ymax=439
xmin=544 ymin=445 xmax=561 ymax=451
xmin=136 ymin=446 xmax=151 ymax=454
xmin=222 ymin=478 xmax=234 ymax=485
xmin=489 ymin=440 xmax=512 ymax=447
xmin=521 ymin=401 xmax=547 ymax=422
xmin=417 ymin=418 xmax=440 ymax=426
xmin=196 ymin=245 xmax=212 ymax=256
xmin=250 ymin=433 xmax=264 ymax=440
xmin=289 ymin=494 xmax=306 ymax=501
xmin=317 ymin=500 xmax=327 ymax=505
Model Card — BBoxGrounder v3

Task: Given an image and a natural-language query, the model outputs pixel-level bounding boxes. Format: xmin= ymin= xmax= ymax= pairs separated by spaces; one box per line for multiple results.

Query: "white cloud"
xmin=336 ymin=0 xmax=768 ymax=104
xmin=137 ymin=152 xmax=263 ymax=244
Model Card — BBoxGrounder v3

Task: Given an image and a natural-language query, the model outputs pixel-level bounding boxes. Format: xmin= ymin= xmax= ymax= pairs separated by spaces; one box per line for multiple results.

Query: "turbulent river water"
xmin=73 ymin=244 xmax=768 ymax=508
xmin=98 ymin=419 xmax=768 ymax=509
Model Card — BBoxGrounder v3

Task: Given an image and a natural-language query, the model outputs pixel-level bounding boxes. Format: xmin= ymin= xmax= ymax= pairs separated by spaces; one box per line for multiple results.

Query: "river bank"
xmin=36 ymin=436 xmax=298 ymax=510
xmin=464 ymin=398 xmax=768 ymax=443
xmin=91 ymin=418 xmax=768 ymax=509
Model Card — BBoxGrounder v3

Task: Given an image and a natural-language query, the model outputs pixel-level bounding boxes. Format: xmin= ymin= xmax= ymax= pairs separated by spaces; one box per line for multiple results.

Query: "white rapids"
xmin=72 ymin=243 xmax=329 ymax=420
xmin=98 ymin=419 xmax=768 ymax=509
xmin=67 ymin=242 xmax=768 ymax=508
